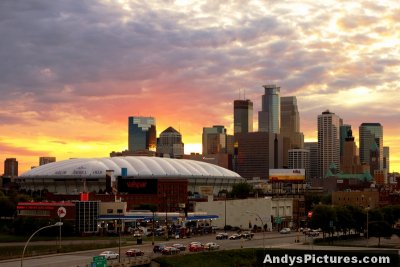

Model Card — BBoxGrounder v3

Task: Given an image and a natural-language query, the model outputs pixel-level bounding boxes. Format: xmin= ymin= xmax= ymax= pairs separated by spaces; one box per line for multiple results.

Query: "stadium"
xmin=18 ymin=156 xmax=244 ymax=196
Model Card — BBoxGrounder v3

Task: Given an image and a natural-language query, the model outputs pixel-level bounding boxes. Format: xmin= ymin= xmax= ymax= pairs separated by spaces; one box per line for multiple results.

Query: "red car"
xmin=125 ymin=248 xmax=144 ymax=257
xmin=189 ymin=244 xmax=204 ymax=252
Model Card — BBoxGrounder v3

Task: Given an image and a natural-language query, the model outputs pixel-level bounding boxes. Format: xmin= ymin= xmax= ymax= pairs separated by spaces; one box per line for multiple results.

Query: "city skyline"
xmin=0 ymin=1 xmax=399 ymax=173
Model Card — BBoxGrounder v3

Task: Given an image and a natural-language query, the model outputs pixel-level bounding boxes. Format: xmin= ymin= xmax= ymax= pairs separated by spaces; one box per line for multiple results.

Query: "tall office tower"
xmin=156 ymin=127 xmax=184 ymax=158
xmin=304 ymin=142 xmax=318 ymax=180
xmin=383 ymin=146 xmax=389 ymax=173
xmin=280 ymin=96 xmax=304 ymax=166
xmin=4 ymin=158 xmax=18 ymax=177
xmin=234 ymin=99 xmax=253 ymax=134
xmin=226 ymin=134 xmax=235 ymax=155
xmin=202 ymin=125 xmax=227 ymax=155
xmin=369 ymin=142 xmax=380 ymax=175
xmin=236 ymin=132 xmax=283 ymax=179
xmin=128 ymin=116 xmax=156 ymax=152
xmin=39 ymin=157 xmax=56 ymax=166
xmin=288 ymin=149 xmax=310 ymax=180
xmin=341 ymin=128 xmax=360 ymax=174
xmin=318 ymin=110 xmax=342 ymax=178
xmin=258 ymin=84 xmax=280 ymax=133
xmin=359 ymin=123 xmax=383 ymax=169
xmin=339 ymin=124 xmax=351 ymax=158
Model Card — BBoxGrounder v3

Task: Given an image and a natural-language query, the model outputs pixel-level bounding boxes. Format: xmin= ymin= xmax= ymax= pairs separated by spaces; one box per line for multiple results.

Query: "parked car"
xmin=99 ymin=251 xmax=119 ymax=260
xmin=188 ymin=241 xmax=203 ymax=248
xmin=216 ymin=233 xmax=228 ymax=240
xmin=153 ymin=244 xmax=166 ymax=253
xmin=204 ymin=242 xmax=220 ymax=250
xmin=125 ymin=248 xmax=144 ymax=257
xmin=229 ymin=234 xmax=241 ymax=240
xmin=161 ymin=246 xmax=180 ymax=255
xmin=189 ymin=244 xmax=204 ymax=252
xmin=241 ymin=232 xmax=254 ymax=239
xmin=172 ymin=243 xmax=186 ymax=251
xmin=306 ymin=230 xmax=319 ymax=237
xmin=133 ymin=232 xmax=142 ymax=238
xmin=280 ymin=228 xmax=291 ymax=234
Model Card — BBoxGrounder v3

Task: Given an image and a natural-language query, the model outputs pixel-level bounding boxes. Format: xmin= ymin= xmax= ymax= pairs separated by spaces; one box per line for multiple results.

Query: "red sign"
xmin=80 ymin=192 xmax=89 ymax=201
xmin=127 ymin=181 xmax=147 ymax=189
xmin=57 ymin=207 xmax=67 ymax=218
xmin=17 ymin=205 xmax=54 ymax=210
xmin=308 ymin=211 xmax=313 ymax=218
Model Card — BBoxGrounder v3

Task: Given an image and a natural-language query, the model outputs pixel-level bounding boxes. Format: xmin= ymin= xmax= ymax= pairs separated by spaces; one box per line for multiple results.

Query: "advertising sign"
xmin=118 ymin=178 xmax=158 ymax=194
xmin=269 ymin=169 xmax=305 ymax=182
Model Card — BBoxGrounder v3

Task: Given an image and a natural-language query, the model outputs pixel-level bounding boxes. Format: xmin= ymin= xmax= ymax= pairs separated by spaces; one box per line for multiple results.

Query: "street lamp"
xmin=246 ymin=211 xmax=265 ymax=250
xmin=21 ymin=222 xmax=63 ymax=267
xmin=362 ymin=195 xmax=371 ymax=247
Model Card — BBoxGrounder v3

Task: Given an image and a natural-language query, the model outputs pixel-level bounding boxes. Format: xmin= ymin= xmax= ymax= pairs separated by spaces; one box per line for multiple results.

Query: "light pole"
xmin=366 ymin=206 xmax=369 ymax=247
xmin=246 ymin=211 xmax=265 ymax=250
xmin=152 ymin=211 xmax=155 ymax=245
xmin=21 ymin=222 xmax=63 ymax=267
xmin=362 ymin=195 xmax=371 ymax=247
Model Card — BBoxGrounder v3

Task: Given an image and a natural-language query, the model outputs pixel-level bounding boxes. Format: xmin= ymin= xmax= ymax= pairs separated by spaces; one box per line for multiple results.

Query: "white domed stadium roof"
xmin=20 ymin=156 xmax=242 ymax=179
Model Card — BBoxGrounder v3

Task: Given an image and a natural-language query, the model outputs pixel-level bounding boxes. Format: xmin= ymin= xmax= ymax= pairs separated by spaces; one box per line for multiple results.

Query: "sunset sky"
xmin=1 ymin=0 xmax=399 ymax=174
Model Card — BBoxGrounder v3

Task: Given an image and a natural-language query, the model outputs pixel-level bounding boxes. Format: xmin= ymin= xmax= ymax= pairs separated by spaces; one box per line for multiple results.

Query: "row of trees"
xmin=310 ymin=204 xmax=400 ymax=246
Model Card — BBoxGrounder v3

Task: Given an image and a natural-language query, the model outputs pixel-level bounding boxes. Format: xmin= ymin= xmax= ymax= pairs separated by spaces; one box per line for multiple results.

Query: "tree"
xmin=368 ymin=221 xmax=392 ymax=247
xmin=346 ymin=205 xmax=365 ymax=234
xmin=231 ymin=182 xmax=253 ymax=199
xmin=310 ymin=205 xmax=336 ymax=238
xmin=335 ymin=206 xmax=354 ymax=235
xmin=0 ymin=197 xmax=16 ymax=218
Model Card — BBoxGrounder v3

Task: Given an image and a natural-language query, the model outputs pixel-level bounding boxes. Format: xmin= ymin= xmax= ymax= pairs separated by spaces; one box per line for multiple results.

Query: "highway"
xmin=0 ymin=231 xmax=300 ymax=267
xmin=1 ymin=232 xmax=397 ymax=267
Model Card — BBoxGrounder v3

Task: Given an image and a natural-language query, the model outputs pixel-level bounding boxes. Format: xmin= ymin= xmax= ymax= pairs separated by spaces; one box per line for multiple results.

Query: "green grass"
xmin=154 ymin=249 xmax=260 ymax=267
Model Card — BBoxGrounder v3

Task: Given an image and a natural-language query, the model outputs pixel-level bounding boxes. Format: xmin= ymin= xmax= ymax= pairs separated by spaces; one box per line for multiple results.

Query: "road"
xmin=0 ymin=231 xmax=299 ymax=267
xmin=1 ymin=231 xmax=397 ymax=267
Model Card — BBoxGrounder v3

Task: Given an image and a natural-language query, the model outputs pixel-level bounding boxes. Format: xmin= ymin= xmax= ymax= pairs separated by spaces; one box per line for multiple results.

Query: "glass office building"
xmin=359 ymin=123 xmax=383 ymax=169
xmin=128 ymin=116 xmax=156 ymax=152
xmin=234 ymin=99 xmax=253 ymax=134
xmin=258 ymin=84 xmax=280 ymax=134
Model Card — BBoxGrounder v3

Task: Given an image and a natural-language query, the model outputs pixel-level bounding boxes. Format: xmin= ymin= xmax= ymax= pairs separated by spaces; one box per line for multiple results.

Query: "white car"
xmin=99 ymin=251 xmax=119 ymax=260
xmin=280 ymin=228 xmax=291 ymax=234
xmin=204 ymin=242 xmax=220 ymax=250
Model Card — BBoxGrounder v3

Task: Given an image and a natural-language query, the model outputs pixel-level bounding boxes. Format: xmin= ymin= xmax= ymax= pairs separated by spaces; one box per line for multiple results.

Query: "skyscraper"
xmin=234 ymin=99 xmax=253 ymax=134
xmin=383 ymin=146 xmax=389 ymax=173
xmin=202 ymin=125 xmax=227 ymax=155
xmin=341 ymin=128 xmax=361 ymax=174
xmin=288 ymin=149 xmax=310 ymax=180
xmin=156 ymin=127 xmax=184 ymax=158
xmin=236 ymin=132 xmax=283 ymax=179
xmin=318 ymin=110 xmax=342 ymax=178
xmin=4 ymin=158 xmax=18 ymax=177
xmin=258 ymin=84 xmax=280 ymax=133
xmin=304 ymin=142 xmax=318 ymax=180
xmin=128 ymin=116 xmax=156 ymax=152
xmin=339 ymin=124 xmax=352 ymax=158
xmin=280 ymin=96 xmax=304 ymax=166
xmin=359 ymin=123 xmax=383 ymax=169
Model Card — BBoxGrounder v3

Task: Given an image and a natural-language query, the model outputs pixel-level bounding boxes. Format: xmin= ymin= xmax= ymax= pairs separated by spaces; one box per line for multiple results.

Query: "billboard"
xmin=117 ymin=178 xmax=158 ymax=194
xmin=269 ymin=169 xmax=305 ymax=182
